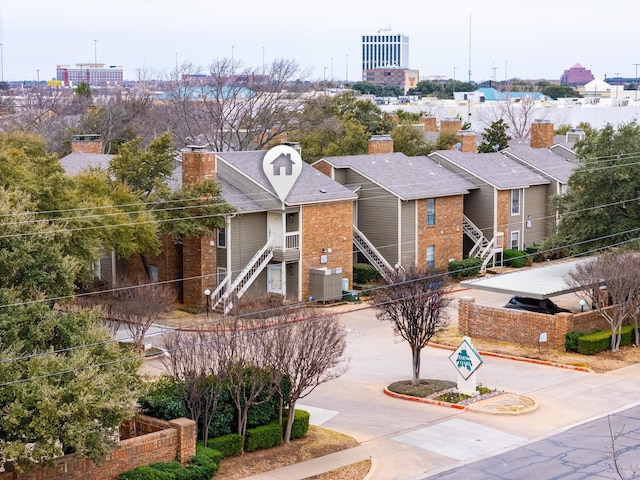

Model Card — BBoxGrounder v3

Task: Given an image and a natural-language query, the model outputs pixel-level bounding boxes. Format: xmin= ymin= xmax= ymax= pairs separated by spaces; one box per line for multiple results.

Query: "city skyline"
xmin=1 ymin=0 xmax=638 ymax=84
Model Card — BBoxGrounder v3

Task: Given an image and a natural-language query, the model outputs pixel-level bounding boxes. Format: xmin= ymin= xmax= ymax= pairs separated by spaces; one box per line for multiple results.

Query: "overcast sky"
xmin=1 ymin=0 xmax=638 ymax=83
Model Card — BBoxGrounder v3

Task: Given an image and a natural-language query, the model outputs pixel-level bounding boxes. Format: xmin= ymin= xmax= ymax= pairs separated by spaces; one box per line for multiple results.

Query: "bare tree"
xmin=567 ymin=252 xmax=640 ymax=352
xmin=89 ymin=276 xmax=175 ymax=352
xmin=267 ymin=308 xmax=348 ymax=443
xmin=224 ymin=318 xmax=283 ymax=447
xmin=161 ymin=327 xmax=232 ymax=444
xmin=371 ymin=266 xmax=451 ymax=386
xmin=477 ymin=90 xmax=553 ymax=139
xmin=163 ymin=58 xmax=310 ymax=151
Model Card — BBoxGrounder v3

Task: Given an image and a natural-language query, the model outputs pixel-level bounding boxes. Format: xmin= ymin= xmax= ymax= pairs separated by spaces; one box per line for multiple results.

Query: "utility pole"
xmin=346 ymin=54 xmax=349 ymax=82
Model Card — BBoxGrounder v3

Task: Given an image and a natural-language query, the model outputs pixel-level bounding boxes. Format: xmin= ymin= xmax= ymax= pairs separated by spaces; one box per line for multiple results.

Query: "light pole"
xmin=345 ymin=54 xmax=349 ymax=82
xmin=614 ymin=72 xmax=621 ymax=98
xmin=634 ymin=63 xmax=639 ymax=100
xmin=204 ymin=289 xmax=211 ymax=321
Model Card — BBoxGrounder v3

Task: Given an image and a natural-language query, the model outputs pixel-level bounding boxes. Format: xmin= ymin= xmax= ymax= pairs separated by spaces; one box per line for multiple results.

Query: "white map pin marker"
xmin=262 ymin=145 xmax=303 ymax=202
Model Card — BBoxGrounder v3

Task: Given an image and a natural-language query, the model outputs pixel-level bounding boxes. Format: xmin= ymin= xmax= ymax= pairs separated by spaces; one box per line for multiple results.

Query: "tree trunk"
xmin=411 ymin=344 xmax=421 ymax=386
xmin=283 ymin=401 xmax=296 ymax=444
xmin=139 ymin=253 xmax=152 ymax=280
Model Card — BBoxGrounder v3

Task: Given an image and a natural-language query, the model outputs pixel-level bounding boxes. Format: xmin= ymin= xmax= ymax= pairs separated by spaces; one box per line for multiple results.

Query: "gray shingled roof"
xmin=503 ymin=145 xmax=580 ymax=183
xmin=217 ymin=177 xmax=265 ymax=213
xmin=59 ymin=152 xmax=114 ymax=176
xmin=320 ymin=152 xmax=476 ymax=200
xmin=430 ymin=150 xmax=550 ymax=189
xmin=215 ymin=151 xmax=357 ymax=206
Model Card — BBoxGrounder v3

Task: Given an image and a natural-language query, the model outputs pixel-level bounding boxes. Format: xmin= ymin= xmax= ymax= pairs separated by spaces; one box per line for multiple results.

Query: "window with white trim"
xmin=217 ymin=228 xmax=226 ymax=248
xmin=426 ymin=245 xmax=435 ymax=269
xmin=511 ymin=189 xmax=520 ymax=215
xmin=510 ymin=231 xmax=520 ymax=250
xmin=426 ymin=198 xmax=435 ymax=225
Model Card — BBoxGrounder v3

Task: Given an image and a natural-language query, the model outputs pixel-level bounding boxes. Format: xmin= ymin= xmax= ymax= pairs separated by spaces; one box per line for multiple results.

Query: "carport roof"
xmin=461 ymin=258 xmax=590 ymax=300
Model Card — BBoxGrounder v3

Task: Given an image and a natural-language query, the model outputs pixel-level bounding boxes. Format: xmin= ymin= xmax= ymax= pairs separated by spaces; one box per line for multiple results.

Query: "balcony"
xmin=271 ymin=231 xmax=300 ymax=262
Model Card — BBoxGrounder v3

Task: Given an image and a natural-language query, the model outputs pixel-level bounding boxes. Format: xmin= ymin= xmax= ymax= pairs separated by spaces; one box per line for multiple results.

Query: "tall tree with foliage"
xmin=0 ymin=189 xmax=141 ymax=470
xmin=292 ymin=92 xmax=389 ymax=162
xmin=370 ymin=267 xmax=451 ymax=386
xmin=547 ymin=121 xmax=640 ymax=255
xmin=477 ymin=119 xmax=512 ymax=153
xmin=105 ymin=132 xmax=234 ymax=278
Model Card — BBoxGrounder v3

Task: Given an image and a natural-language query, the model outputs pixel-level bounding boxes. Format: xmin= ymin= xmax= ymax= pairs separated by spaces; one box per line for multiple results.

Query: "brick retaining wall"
xmin=458 ymin=297 xmax=615 ymax=350
xmin=1 ymin=415 xmax=196 ymax=480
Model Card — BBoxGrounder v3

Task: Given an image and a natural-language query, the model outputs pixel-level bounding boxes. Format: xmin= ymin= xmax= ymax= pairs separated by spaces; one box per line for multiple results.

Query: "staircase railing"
xmin=211 ymin=237 xmax=275 ymax=315
xmin=353 ymin=224 xmax=394 ymax=282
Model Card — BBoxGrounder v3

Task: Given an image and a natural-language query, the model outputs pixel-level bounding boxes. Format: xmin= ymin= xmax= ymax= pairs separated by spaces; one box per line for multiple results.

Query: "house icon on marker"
xmin=270 ymin=153 xmax=295 ymax=176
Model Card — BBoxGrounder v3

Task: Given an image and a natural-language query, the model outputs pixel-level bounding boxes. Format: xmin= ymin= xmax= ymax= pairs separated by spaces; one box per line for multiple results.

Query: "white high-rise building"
xmin=361 ymin=30 xmax=409 ymax=77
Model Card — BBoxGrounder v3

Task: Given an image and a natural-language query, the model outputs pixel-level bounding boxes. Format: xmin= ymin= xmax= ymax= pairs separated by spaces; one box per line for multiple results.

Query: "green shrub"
xmin=503 ymin=249 xmax=528 ymax=268
xmin=353 ymin=263 xmax=380 ymax=284
xmin=577 ymin=325 xmax=635 ymax=355
xmin=118 ymin=466 xmax=173 ymax=480
xmin=448 ymin=258 xmax=483 ymax=280
xmin=147 ymin=462 xmax=183 ymax=475
xmin=284 ymin=409 xmax=310 ymax=440
xmin=196 ymin=444 xmax=223 ymax=465
xmin=138 ymin=376 xmax=187 ymax=421
xmin=565 ymin=331 xmax=584 ymax=352
xmin=186 ymin=454 xmax=218 ymax=479
xmin=207 ymin=433 xmax=243 ymax=458
xmin=245 ymin=420 xmax=283 ymax=452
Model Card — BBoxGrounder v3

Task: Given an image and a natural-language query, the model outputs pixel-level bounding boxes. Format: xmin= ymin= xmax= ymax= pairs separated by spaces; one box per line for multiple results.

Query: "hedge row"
xmin=287 ymin=409 xmax=310 ymax=440
xmin=245 ymin=421 xmax=283 ymax=452
xmin=574 ymin=325 xmax=637 ymax=355
xmin=206 ymin=433 xmax=243 ymax=458
xmin=447 ymin=258 xmax=483 ymax=280
xmin=353 ymin=263 xmax=380 ymax=284
xmin=118 ymin=454 xmax=218 ymax=480
xmin=203 ymin=409 xmax=310 ymax=457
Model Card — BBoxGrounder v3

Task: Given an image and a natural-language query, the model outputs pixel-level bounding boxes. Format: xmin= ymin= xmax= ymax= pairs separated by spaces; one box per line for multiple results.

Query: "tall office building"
xmin=361 ymin=30 xmax=409 ymax=78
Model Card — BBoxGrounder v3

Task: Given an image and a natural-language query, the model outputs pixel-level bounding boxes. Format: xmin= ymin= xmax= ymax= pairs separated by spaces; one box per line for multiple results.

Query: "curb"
xmin=426 ymin=343 xmax=595 ymax=373
xmin=383 ymin=388 xmax=468 ymax=410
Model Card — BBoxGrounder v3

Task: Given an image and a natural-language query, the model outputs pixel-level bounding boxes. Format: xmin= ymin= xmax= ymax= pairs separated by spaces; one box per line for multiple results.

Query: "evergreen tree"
xmin=478 ymin=119 xmax=512 ymax=153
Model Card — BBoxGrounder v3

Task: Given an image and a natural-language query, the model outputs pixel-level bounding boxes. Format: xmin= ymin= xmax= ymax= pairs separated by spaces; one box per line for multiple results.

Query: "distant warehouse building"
xmin=56 ymin=63 xmax=123 ymax=87
xmin=362 ymin=68 xmax=419 ymax=93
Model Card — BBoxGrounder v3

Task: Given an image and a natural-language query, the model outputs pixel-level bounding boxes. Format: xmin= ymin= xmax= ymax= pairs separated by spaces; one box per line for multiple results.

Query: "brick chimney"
xmin=530 ymin=119 xmax=554 ymax=148
xmin=419 ymin=115 xmax=437 ymax=132
xmin=458 ymin=130 xmax=477 ymax=153
xmin=180 ymin=146 xmax=218 ymax=307
xmin=368 ymin=135 xmax=394 ymax=154
xmin=181 ymin=146 xmax=216 ymax=186
xmin=440 ymin=117 xmax=462 ymax=134
xmin=71 ymin=134 xmax=103 ymax=154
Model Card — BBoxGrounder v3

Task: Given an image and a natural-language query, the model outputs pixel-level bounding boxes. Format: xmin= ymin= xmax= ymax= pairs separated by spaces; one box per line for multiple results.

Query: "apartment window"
xmin=149 ymin=265 xmax=159 ymax=283
xmin=426 ymin=245 xmax=435 ymax=269
xmin=217 ymin=228 xmax=226 ymax=248
xmin=510 ymin=231 xmax=520 ymax=250
xmin=426 ymin=198 xmax=435 ymax=225
xmin=511 ymin=189 xmax=520 ymax=215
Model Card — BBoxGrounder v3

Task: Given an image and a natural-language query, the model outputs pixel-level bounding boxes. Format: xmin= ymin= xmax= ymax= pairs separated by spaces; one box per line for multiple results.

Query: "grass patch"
xmin=388 ymin=379 xmax=456 ymax=398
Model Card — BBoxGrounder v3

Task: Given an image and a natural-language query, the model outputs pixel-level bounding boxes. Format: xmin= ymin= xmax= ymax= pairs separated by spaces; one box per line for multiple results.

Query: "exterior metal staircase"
xmin=210 ymin=237 xmax=275 ymax=315
xmin=353 ymin=224 xmax=394 ymax=282
xmin=462 ymin=215 xmax=503 ymax=271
